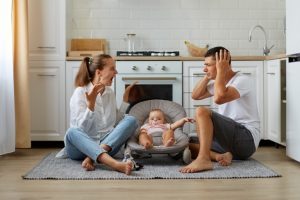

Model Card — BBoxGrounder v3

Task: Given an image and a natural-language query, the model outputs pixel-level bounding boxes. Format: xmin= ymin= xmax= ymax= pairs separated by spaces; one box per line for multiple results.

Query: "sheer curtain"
xmin=0 ymin=0 xmax=30 ymax=155
xmin=0 ymin=0 xmax=15 ymax=155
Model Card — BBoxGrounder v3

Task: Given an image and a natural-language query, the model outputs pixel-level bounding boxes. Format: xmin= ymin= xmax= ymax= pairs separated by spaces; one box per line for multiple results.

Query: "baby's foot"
xmin=141 ymin=141 xmax=153 ymax=149
xmin=82 ymin=157 xmax=95 ymax=171
xmin=164 ymin=138 xmax=175 ymax=147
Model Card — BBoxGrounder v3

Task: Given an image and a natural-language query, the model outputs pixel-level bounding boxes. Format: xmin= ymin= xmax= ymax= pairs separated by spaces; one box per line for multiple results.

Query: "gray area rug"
xmin=23 ymin=152 xmax=281 ymax=180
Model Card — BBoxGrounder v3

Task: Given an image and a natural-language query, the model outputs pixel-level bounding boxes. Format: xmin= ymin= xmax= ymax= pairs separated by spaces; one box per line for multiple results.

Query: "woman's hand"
xmin=85 ymin=83 xmax=105 ymax=111
xmin=123 ymin=81 xmax=138 ymax=103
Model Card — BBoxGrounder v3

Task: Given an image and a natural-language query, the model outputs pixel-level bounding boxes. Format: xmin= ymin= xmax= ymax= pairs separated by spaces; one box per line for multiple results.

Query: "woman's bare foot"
xmin=82 ymin=157 xmax=95 ymax=171
xmin=164 ymin=137 xmax=175 ymax=147
xmin=114 ymin=161 xmax=133 ymax=175
xmin=179 ymin=158 xmax=213 ymax=173
xmin=215 ymin=152 xmax=233 ymax=166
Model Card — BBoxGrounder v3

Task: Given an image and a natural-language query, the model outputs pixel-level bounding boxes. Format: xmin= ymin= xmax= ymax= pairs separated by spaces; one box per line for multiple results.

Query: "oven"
xmin=115 ymin=61 xmax=182 ymax=110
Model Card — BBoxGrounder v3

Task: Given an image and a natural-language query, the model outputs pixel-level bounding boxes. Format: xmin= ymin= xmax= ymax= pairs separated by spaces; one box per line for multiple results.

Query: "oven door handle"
xmin=122 ymin=77 xmax=177 ymax=81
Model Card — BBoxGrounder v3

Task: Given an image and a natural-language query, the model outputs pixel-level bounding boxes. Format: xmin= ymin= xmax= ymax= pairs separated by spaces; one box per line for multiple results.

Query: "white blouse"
xmin=69 ymin=82 xmax=129 ymax=142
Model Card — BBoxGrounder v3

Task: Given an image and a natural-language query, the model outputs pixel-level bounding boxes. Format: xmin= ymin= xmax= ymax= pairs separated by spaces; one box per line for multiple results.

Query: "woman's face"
xmin=99 ymin=58 xmax=118 ymax=86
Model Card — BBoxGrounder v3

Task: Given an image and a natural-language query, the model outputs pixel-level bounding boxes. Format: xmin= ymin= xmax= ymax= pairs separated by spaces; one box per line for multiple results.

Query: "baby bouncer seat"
xmin=124 ymin=99 xmax=191 ymax=164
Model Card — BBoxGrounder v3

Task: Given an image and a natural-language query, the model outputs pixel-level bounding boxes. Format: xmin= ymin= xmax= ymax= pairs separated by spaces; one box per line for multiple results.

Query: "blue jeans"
xmin=65 ymin=115 xmax=137 ymax=162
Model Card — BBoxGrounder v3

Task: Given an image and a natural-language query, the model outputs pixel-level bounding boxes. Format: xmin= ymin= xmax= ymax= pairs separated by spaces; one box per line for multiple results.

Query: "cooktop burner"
xmin=116 ymin=51 xmax=180 ymax=56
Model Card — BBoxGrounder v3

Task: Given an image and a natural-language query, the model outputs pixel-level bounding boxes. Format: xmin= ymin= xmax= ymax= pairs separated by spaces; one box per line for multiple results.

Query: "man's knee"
xmin=195 ymin=106 xmax=211 ymax=118
xmin=125 ymin=115 xmax=138 ymax=129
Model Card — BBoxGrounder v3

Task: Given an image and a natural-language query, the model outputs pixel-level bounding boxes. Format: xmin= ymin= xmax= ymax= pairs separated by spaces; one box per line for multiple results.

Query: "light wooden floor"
xmin=0 ymin=146 xmax=299 ymax=200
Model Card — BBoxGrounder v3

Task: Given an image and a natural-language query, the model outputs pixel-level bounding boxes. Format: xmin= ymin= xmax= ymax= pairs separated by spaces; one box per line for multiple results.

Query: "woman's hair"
xmin=204 ymin=46 xmax=231 ymax=65
xmin=74 ymin=54 xmax=112 ymax=87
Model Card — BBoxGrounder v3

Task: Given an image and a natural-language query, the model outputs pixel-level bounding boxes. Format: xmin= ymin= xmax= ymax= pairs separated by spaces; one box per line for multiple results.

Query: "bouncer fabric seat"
xmin=126 ymin=99 xmax=189 ymax=155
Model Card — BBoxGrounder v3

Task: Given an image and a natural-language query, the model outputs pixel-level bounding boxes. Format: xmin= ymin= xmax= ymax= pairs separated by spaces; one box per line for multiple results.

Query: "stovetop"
xmin=116 ymin=51 xmax=180 ymax=57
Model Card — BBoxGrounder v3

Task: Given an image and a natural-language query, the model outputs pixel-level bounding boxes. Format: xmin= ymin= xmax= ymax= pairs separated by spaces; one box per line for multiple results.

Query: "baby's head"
xmin=148 ymin=109 xmax=165 ymax=125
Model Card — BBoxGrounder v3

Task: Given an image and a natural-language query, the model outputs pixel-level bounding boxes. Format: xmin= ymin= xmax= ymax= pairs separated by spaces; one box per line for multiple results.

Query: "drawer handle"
xmin=242 ymin=72 xmax=252 ymax=75
xmin=38 ymin=74 xmax=56 ymax=77
xmin=37 ymin=46 xmax=56 ymax=49
xmin=122 ymin=77 xmax=177 ymax=81
xmin=266 ymin=72 xmax=275 ymax=75
xmin=193 ymin=73 xmax=205 ymax=76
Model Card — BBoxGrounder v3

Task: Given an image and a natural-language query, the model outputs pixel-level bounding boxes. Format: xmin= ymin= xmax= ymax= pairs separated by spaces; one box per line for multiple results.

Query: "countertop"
xmin=66 ymin=54 xmax=286 ymax=61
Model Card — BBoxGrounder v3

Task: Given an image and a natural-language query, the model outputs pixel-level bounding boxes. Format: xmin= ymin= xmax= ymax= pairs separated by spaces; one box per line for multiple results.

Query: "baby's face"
xmin=149 ymin=111 xmax=165 ymax=125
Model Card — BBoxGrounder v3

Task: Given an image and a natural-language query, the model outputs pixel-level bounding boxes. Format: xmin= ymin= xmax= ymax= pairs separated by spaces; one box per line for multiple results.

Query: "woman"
xmin=57 ymin=54 xmax=137 ymax=175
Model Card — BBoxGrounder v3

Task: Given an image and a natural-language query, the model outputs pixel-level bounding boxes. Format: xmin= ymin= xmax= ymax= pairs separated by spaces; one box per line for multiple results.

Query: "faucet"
xmin=248 ymin=25 xmax=274 ymax=56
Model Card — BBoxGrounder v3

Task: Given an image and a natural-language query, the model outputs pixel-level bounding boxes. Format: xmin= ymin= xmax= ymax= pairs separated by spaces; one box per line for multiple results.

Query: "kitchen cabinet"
xmin=28 ymin=0 xmax=66 ymax=61
xmin=28 ymin=0 xmax=66 ymax=141
xmin=182 ymin=61 xmax=264 ymax=138
xmin=264 ymin=59 xmax=286 ymax=146
xmin=29 ymin=61 xmax=65 ymax=141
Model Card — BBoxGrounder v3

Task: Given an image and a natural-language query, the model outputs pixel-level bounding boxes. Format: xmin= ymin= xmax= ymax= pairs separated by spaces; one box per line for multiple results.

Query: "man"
xmin=180 ymin=46 xmax=260 ymax=173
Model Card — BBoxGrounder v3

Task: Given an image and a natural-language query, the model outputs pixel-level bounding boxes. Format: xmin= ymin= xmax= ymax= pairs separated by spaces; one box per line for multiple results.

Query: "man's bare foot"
xmin=179 ymin=158 xmax=213 ymax=173
xmin=114 ymin=161 xmax=133 ymax=175
xmin=82 ymin=157 xmax=95 ymax=171
xmin=164 ymin=137 xmax=175 ymax=147
xmin=215 ymin=152 xmax=233 ymax=166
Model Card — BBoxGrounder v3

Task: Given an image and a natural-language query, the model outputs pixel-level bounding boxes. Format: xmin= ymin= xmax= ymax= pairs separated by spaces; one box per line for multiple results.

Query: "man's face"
xmin=203 ymin=56 xmax=217 ymax=80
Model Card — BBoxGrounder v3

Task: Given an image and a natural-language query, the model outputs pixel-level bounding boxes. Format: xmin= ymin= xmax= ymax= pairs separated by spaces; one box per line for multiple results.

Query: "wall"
xmin=70 ymin=0 xmax=286 ymax=56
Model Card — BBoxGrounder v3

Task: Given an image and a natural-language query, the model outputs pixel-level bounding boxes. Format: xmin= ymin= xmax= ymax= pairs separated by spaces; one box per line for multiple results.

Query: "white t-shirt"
xmin=207 ymin=72 xmax=261 ymax=149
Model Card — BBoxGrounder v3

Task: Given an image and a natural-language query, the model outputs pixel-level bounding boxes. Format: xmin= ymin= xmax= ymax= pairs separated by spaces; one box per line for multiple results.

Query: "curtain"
xmin=0 ymin=0 xmax=30 ymax=155
xmin=0 ymin=1 xmax=15 ymax=155
xmin=13 ymin=0 xmax=31 ymax=148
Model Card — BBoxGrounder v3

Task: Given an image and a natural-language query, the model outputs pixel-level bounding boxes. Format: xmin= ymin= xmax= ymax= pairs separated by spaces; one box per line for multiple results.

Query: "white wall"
xmin=70 ymin=0 xmax=286 ymax=56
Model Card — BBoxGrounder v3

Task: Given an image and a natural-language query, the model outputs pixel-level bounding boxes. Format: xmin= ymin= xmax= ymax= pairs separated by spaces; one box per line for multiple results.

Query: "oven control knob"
xmin=147 ymin=66 xmax=152 ymax=71
xmin=161 ymin=66 xmax=166 ymax=71
xmin=132 ymin=66 xmax=137 ymax=71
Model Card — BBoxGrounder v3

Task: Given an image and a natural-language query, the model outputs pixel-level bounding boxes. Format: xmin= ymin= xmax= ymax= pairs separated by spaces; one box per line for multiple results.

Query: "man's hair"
xmin=204 ymin=46 xmax=231 ymax=64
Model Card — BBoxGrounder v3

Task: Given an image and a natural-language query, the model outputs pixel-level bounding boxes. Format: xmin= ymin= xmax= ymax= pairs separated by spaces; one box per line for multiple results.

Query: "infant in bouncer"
xmin=138 ymin=108 xmax=194 ymax=149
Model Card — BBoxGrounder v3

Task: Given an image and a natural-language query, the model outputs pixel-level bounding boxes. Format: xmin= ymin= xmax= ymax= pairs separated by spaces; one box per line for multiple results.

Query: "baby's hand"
xmin=185 ymin=118 xmax=195 ymax=123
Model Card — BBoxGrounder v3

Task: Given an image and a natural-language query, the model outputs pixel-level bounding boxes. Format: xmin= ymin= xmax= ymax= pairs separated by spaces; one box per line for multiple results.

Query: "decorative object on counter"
xmin=68 ymin=38 xmax=106 ymax=57
xmin=185 ymin=41 xmax=209 ymax=57
xmin=248 ymin=25 xmax=274 ymax=56
xmin=124 ymin=33 xmax=136 ymax=52
xmin=116 ymin=51 xmax=180 ymax=56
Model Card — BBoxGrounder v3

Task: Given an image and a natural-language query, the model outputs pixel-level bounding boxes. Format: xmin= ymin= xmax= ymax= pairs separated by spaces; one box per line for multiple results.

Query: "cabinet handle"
xmin=193 ymin=104 xmax=210 ymax=107
xmin=282 ymin=99 xmax=287 ymax=104
xmin=37 ymin=46 xmax=56 ymax=49
xmin=122 ymin=77 xmax=177 ymax=81
xmin=266 ymin=72 xmax=275 ymax=75
xmin=38 ymin=74 xmax=56 ymax=77
xmin=242 ymin=72 xmax=252 ymax=75
xmin=193 ymin=73 xmax=205 ymax=76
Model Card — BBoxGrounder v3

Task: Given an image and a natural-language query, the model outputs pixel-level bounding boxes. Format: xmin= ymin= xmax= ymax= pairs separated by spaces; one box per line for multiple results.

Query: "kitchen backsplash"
xmin=69 ymin=0 xmax=285 ymax=56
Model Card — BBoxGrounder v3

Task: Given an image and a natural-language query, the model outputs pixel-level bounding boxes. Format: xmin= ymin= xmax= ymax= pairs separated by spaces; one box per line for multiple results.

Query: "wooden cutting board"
xmin=68 ymin=51 xmax=104 ymax=57
xmin=71 ymin=39 xmax=107 ymax=52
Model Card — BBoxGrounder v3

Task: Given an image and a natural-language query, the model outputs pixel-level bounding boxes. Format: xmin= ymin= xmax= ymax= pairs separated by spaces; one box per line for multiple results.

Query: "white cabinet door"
xmin=286 ymin=0 xmax=300 ymax=55
xmin=65 ymin=61 xmax=80 ymax=129
xmin=264 ymin=59 xmax=286 ymax=146
xmin=29 ymin=61 xmax=65 ymax=141
xmin=265 ymin=60 xmax=281 ymax=144
xmin=28 ymin=0 xmax=66 ymax=60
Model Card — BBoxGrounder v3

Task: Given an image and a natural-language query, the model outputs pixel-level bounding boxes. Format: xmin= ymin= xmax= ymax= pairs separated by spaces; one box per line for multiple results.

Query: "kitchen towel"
xmin=23 ymin=152 xmax=281 ymax=180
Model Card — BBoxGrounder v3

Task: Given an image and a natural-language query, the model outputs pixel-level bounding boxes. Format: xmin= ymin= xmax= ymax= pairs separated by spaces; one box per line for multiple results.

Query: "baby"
xmin=138 ymin=108 xmax=194 ymax=149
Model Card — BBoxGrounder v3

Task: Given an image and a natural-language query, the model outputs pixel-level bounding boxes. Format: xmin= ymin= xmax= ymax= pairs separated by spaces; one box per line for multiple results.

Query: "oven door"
xmin=115 ymin=74 xmax=182 ymax=109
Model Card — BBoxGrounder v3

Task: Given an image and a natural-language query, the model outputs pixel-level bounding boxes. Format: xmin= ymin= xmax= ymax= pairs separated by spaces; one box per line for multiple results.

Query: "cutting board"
xmin=71 ymin=39 xmax=107 ymax=52
xmin=68 ymin=51 xmax=104 ymax=57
